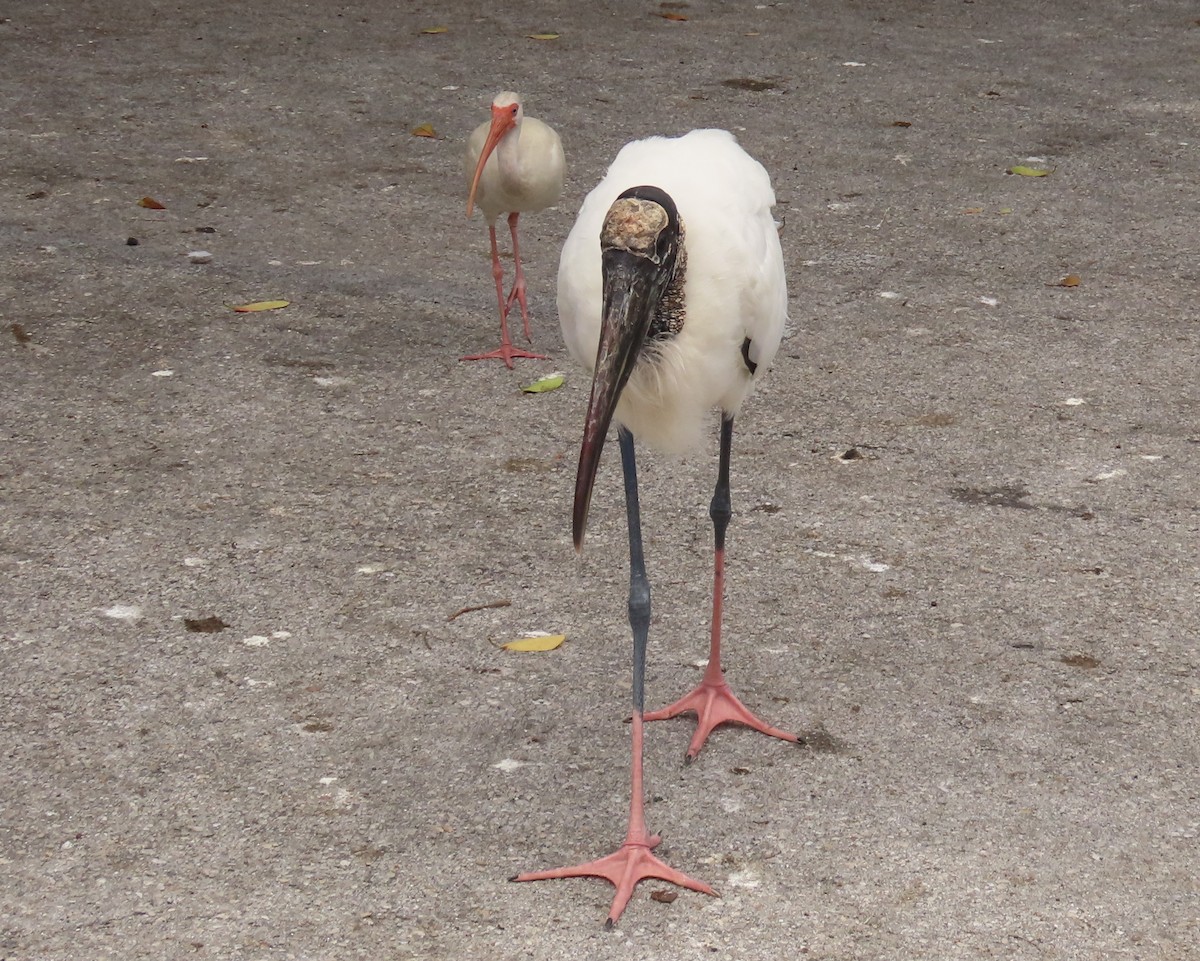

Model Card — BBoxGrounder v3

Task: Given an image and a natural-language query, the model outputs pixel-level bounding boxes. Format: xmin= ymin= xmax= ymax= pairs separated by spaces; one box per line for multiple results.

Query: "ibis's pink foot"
xmin=468 ymin=217 xmax=545 ymax=368
xmin=460 ymin=342 xmax=548 ymax=368
xmin=645 ymin=675 xmax=798 ymax=762
xmin=511 ymin=834 xmax=716 ymax=928
xmin=505 ymin=275 xmax=532 ymax=342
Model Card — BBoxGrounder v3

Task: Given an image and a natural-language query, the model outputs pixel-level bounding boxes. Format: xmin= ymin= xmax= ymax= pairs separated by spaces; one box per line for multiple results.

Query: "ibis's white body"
xmin=558 ymin=129 xmax=787 ymax=453
xmin=466 ymin=109 xmax=565 ymax=224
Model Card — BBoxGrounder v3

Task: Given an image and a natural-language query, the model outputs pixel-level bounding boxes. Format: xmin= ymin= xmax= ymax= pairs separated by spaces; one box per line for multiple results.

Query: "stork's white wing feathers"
xmin=558 ymin=129 xmax=787 ymax=452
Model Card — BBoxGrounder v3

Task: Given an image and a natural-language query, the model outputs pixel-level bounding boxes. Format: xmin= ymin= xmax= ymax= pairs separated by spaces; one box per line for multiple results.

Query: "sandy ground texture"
xmin=2 ymin=1 xmax=1199 ymax=959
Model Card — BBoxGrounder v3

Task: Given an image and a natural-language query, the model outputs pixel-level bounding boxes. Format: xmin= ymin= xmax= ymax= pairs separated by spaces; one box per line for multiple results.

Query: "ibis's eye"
xmin=510 ymin=106 xmax=519 ymax=117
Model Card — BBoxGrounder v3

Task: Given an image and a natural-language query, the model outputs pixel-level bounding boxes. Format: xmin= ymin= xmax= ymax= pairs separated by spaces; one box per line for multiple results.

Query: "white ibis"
xmin=464 ymin=91 xmax=565 ymax=368
xmin=511 ymin=129 xmax=796 ymax=925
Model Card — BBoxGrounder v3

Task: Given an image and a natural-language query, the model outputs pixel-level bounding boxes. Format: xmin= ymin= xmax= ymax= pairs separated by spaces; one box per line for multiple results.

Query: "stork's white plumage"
xmin=463 ymin=91 xmax=565 ymax=367
xmin=512 ymin=129 xmax=796 ymax=926
xmin=558 ymin=129 xmax=786 ymax=450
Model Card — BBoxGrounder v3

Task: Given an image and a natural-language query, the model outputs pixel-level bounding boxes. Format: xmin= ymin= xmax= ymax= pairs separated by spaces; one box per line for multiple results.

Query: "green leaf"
xmin=1008 ymin=165 xmax=1051 ymax=177
xmin=522 ymin=373 xmax=565 ymax=393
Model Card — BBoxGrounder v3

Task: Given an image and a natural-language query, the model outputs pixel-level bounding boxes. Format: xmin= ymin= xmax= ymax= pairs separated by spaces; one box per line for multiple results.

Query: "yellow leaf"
xmin=1008 ymin=165 xmax=1051 ymax=177
xmin=501 ymin=633 xmax=566 ymax=652
xmin=411 ymin=123 xmax=436 ymax=138
xmin=522 ymin=373 xmax=564 ymax=393
xmin=138 ymin=196 xmax=166 ymax=209
xmin=1053 ymin=274 xmax=1081 ymax=288
xmin=421 ymin=26 xmax=448 ymax=34
xmin=232 ymin=299 xmax=290 ymax=313
xmin=528 ymin=32 xmax=560 ymax=40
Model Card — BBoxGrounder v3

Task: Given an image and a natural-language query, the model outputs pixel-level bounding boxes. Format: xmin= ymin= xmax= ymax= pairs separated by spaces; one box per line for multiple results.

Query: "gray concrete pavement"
xmin=2 ymin=2 xmax=1198 ymax=958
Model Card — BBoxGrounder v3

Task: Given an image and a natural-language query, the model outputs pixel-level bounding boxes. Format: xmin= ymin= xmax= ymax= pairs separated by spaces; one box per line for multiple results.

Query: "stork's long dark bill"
xmin=572 ymin=251 xmax=664 ymax=549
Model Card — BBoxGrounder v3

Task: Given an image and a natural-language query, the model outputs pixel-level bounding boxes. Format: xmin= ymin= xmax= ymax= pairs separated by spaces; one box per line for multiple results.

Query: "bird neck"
xmin=649 ymin=228 xmax=687 ymax=342
xmin=495 ymin=123 xmax=523 ymax=172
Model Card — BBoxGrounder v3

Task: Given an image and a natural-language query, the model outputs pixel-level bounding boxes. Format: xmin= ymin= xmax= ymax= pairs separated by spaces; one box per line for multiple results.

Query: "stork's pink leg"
xmin=645 ymin=415 xmax=799 ymax=762
xmin=512 ymin=429 xmax=716 ymax=927
xmin=461 ymin=222 xmax=546 ymax=368
xmin=644 ymin=549 xmax=799 ymax=761
xmin=503 ymin=211 xmax=534 ymax=343
xmin=511 ymin=712 xmax=715 ymax=927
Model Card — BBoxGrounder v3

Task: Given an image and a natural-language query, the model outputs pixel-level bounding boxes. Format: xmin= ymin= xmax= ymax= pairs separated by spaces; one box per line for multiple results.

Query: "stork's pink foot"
xmin=645 ymin=675 xmax=798 ymax=762
xmin=460 ymin=342 xmax=548 ymax=369
xmin=511 ymin=835 xmax=716 ymax=928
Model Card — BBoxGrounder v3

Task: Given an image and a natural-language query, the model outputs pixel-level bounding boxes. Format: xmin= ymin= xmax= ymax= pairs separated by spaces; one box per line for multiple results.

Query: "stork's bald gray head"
xmin=601 ymin=186 xmax=682 ymax=271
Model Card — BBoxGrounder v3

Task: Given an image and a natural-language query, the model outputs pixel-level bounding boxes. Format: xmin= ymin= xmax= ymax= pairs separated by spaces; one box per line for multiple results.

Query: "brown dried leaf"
xmin=650 ymin=889 xmax=679 ymax=904
xmin=184 ymin=615 xmax=230 ymax=633
xmin=892 ymin=120 xmax=912 ymax=127
xmin=447 ymin=599 xmax=511 ymax=621
xmin=11 ymin=323 xmax=31 ymax=344
xmin=138 ymin=196 xmax=166 ymax=209
xmin=722 ymin=77 xmax=778 ymax=92
xmin=658 ymin=11 xmax=689 ymax=20
xmin=411 ymin=123 xmax=437 ymax=138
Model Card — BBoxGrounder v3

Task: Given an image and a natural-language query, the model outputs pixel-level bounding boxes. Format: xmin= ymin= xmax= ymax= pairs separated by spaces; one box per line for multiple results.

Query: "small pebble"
xmin=188 ymin=250 xmax=212 ymax=264
xmin=126 ymin=237 xmax=139 ymax=246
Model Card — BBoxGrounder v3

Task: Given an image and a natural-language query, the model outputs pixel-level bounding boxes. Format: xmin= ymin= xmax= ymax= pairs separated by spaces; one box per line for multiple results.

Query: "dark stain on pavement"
xmin=951 ymin=484 xmax=1035 ymax=510
xmin=952 ymin=484 xmax=1096 ymax=519
xmin=798 ymin=723 xmax=846 ymax=754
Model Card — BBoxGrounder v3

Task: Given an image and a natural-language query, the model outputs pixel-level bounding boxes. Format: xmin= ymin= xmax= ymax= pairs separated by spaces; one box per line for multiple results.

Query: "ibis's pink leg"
xmin=461 ymin=221 xmax=546 ymax=368
xmin=503 ymin=212 xmax=533 ymax=343
xmin=645 ymin=415 xmax=799 ymax=762
xmin=512 ymin=429 xmax=716 ymax=927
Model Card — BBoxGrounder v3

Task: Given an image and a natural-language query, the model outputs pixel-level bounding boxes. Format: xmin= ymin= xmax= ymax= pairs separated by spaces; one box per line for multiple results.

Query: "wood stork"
xmin=463 ymin=91 xmax=565 ymax=368
xmin=511 ymin=129 xmax=796 ymax=925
